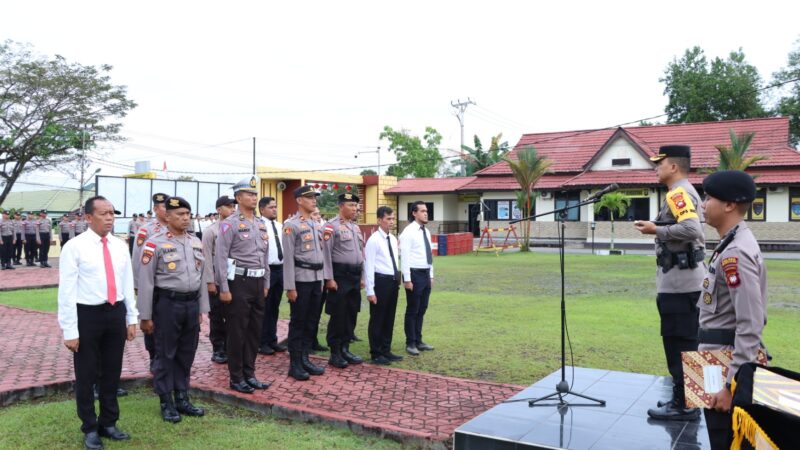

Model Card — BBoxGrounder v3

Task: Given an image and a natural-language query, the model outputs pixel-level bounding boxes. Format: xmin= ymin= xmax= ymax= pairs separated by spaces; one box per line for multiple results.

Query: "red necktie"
xmin=101 ymin=236 xmax=117 ymax=305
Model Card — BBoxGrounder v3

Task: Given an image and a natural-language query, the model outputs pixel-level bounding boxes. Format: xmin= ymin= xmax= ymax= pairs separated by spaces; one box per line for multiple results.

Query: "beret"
xmin=702 ymin=170 xmax=756 ymax=203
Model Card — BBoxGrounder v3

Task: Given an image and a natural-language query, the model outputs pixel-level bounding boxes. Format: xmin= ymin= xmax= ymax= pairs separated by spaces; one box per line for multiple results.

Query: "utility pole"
xmin=252 ymin=137 xmax=256 ymax=175
xmin=78 ymin=126 xmax=89 ymax=211
xmin=451 ymin=98 xmax=476 ymax=176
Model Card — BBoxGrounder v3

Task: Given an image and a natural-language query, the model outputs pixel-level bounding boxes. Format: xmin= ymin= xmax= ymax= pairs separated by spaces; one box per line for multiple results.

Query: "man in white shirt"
xmin=58 ymin=196 xmax=139 ymax=450
xmin=258 ymin=196 xmax=287 ymax=355
xmin=364 ymin=206 xmax=404 ymax=365
xmin=399 ymin=201 xmax=435 ymax=356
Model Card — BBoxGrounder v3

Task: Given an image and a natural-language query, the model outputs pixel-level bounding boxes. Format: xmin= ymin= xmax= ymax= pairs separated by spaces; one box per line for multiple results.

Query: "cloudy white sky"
xmin=5 ymin=0 xmax=800 ymax=190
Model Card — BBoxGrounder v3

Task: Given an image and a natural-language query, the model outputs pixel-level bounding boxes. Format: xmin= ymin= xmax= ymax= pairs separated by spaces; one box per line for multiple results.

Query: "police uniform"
xmin=37 ymin=211 xmax=52 ymax=267
xmin=258 ymin=206 xmax=287 ymax=355
xmin=75 ymin=215 xmax=87 ymax=236
xmin=322 ymin=193 xmax=365 ymax=368
xmin=137 ymin=196 xmax=209 ymax=422
xmin=214 ymin=176 xmax=271 ymax=393
xmin=13 ymin=215 xmax=23 ymax=265
xmin=697 ymin=170 xmax=767 ymax=450
xmin=22 ymin=214 xmax=38 ymax=266
xmin=0 ymin=211 xmax=16 ymax=270
xmin=647 ymin=145 xmax=705 ymax=420
xmin=128 ymin=215 xmax=139 ymax=256
xmin=59 ymin=216 xmax=72 ymax=248
xmin=132 ymin=193 xmax=170 ymax=365
xmin=202 ymin=196 xmax=236 ymax=363
xmin=282 ymin=185 xmax=333 ymax=380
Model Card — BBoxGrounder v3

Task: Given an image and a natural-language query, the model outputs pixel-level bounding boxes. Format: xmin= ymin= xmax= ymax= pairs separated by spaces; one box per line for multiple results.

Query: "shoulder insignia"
xmin=220 ymin=222 xmax=231 ymax=234
xmin=666 ymin=186 xmax=698 ymax=223
xmin=722 ymin=256 xmax=740 ymax=288
xmin=284 ymin=227 xmax=292 ymax=235
xmin=166 ymin=232 xmax=174 ymax=239
xmin=142 ymin=248 xmax=154 ymax=265
xmin=239 ymin=214 xmax=245 ymax=220
xmin=136 ymin=229 xmax=148 ymax=246
xmin=323 ymin=223 xmax=334 ymax=241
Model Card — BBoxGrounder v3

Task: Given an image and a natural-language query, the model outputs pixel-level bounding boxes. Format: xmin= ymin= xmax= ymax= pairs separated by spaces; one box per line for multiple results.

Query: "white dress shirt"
xmin=262 ymin=217 xmax=284 ymax=265
xmin=363 ymin=227 xmax=399 ymax=296
xmin=399 ymin=221 xmax=434 ymax=280
xmin=57 ymin=228 xmax=138 ymax=340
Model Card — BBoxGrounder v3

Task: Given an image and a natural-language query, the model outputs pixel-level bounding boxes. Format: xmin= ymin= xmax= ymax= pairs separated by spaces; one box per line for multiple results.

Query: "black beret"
xmin=152 ymin=193 xmax=168 ymax=204
xmin=702 ymin=170 xmax=756 ymax=203
xmin=651 ymin=145 xmax=691 ymax=162
xmin=165 ymin=196 xmax=192 ymax=211
xmin=337 ymin=192 xmax=360 ymax=203
xmin=294 ymin=185 xmax=321 ymax=198
xmin=215 ymin=195 xmax=237 ymax=208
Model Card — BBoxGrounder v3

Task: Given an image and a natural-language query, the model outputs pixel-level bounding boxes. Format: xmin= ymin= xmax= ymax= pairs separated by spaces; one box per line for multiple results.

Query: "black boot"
xmin=159 ymin=393 xmax=181 ymax=423
xmin=647 ymin=386 xmax=700 ymax=421
xmin=342 ymin=344 xmax=363 ymax=365
xmin=174 ymin=391 xmax=205 ymax=417
xmin=328 ymin=344 xmax=349 ymax=369
xmin=288 ymin=352 xmax=310 ymax=381
xmin=301 ymin=351 xmax=325 ymax=376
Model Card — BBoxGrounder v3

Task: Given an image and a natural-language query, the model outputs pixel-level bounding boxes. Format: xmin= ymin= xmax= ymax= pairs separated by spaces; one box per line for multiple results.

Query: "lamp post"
xmin=355 ymin=147 xmax=382 ymax=224
xmin=590 ymin=222 xmax=596 ymax=254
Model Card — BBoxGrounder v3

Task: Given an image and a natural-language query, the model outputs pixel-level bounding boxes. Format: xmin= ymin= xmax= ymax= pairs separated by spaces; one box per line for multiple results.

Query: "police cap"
xmin=165 ymin=196 xmax=192 ymax=211
xmin=337 ymin=192 xmax=360 ymax=203
xmin=233 ymin=176 xmax=260 ymax=194
xmin=152 ymin=193 xmax=168 ymax=204
xmin=215 ymin=195 xmax=237 ymax=208
xmin=702 ymin=170 xmax=756 ymax=203
xmin=294 ymin=185 xmax=321 ymax=198
xmin=650 ymin=145 xmax=691 ymax=163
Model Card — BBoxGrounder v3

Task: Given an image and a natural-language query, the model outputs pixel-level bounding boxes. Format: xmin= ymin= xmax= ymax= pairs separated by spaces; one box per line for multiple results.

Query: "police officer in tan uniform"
xmin=75 ymin=213 xmax=88 ymax=236
xmin=138 ymin=197 xmax=209 ymax=423
xmin=13 ymin=212 xmax=23 ymax=265
xmin=697 ymin=170 xmax=767 ymax=450
xmin=635 ymin=145 xmax=705 ymax=420
xmin=282 ymin=185 xmax=333 ymax=380
xmin=37 ymin=210 xmax=53 ymax=267
xmin=202 ymin=195 xmax=236 ymax=364
xmin=22 ymin=212 xmax=39 ymax=266
xmin=215 ymin=176 xmax=270 ymax=394
xmin=0 ymin=210 xmax=16 ymax=270
xmin=322 ymin=192 xmax=365 ymax=369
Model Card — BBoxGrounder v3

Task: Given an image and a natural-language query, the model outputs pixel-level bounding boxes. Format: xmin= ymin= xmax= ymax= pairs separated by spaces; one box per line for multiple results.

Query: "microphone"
xmin=586 ymin=183 xmax=619 ymax=201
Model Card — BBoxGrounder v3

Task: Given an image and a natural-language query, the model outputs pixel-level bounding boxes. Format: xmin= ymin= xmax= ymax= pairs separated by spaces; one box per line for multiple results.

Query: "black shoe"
xmin=26 ymin=262 xmax=35 ymax=267
xmin=328 ymin=345 xmax=349 ymax=369
xmin=417 ymin=342 xmax=434 ymax=351
xmin=174 ymin=391 xmax=205 ymax=416
xmin=159 ymin=394 xmax=182 ymax=423
xmin=370 ymin=355 xmax=391 ymax=366
xmin=83 ymin=431 xmax=103 ymax=449
xmin=98 ymin=425 xmax=130 ymax=440
xmin=229 ymin=380 xmax=255 ymax=394
xmin=41 ymin=262 xmax=51 ymax=268
xmin=245 ymin=377 xmax=271 ymax=389
xmin=342 ymin=345 xmax=363 ymax=365
xmin=647 ymin=400 xmax=701 ymax=421
xmin=211 ymin=351 xmax=228 ymax=364
xmin=116 ymin=387 xmax=128 ymax=397
xmin=6 ymin=264 xmax=14 ymax=270
xmin=258 ymin=345 xmax=275 ymax=355
xmin=384 ymin=352 xmax=404 ymax=362
xmin=14 ymin=260 xmax=21 ymax=265
xmin=288 ymin=353 xmax=310 ymax=381
xmin=301 ymin=352 xmax=325 ymax=376
xmin=271 ymin=342 xmax=288 ymax=352
xmin=311 ymin=342 xmax=329 ymax=352
xmin=406 ymin=345 xmax=420 ymax=356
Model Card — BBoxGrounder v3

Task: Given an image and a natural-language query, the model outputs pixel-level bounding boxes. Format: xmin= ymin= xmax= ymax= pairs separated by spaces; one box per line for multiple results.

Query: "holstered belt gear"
xmin=698 ymin=328 xmax=735 ymax=346
xmin=234 ymin=267 xmax=266 ymax=277
xmin=333 ymin=262 xmax=363 ymax=277
xmin=657 ymin=245 xmax=705 ymax=273
xmin=294 ymin=260 xmax=323 ymax=271
xmin=154 ymin=287 xmax=200 ymax=301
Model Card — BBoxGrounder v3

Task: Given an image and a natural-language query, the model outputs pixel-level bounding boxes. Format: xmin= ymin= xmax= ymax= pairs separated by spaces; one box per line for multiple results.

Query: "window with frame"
xmin=407 ymin=202 xmax=434 ymax=222
xmin=745 ymin=188 xmax=766 ymax=221
xmin=554 ymin=191 xmax=581 ymax=221
xmin=482 ymin=199 xmax=534 ymax=220
xmin=790 ymin=188 xmax=800 ymax=222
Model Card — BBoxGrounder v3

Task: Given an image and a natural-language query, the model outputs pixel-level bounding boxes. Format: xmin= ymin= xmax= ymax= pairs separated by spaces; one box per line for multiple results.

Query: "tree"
xmin=502 ymin=146 xmax=552 ymax=252
xmin=457 ymin=133 xmax=511 ymax=175
xmin=359 ymin=169 xmax=378 ymax=176
xmin=378 ymin=126 xmax=443 ymax=178
xmin=712 ymin=129 xmax=768 ymax=172
xmin=773 ymin=39 xmax=800 ymax=146
xmin=0 ymin=41 xmax=136 ymax=204
xmin=661 ymin=46 xmax=770 ymax=124
xmin=176 ymin=175 xmax=196 ymax=181
xmin=593 ymin=193 xmax=631 ymax=251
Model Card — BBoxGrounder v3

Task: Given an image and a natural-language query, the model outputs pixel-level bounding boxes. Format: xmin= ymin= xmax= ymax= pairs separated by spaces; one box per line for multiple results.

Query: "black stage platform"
xmin=455 ymin=367 xmax=710 ymax=450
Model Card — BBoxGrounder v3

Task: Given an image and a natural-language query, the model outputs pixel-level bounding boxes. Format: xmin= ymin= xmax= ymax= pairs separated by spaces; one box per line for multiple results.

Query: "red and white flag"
xmin=162 ymin=161 xmax=167 ymax=172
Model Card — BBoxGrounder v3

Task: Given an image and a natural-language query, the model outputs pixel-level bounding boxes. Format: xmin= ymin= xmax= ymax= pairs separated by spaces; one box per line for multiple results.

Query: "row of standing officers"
xmin=0 ymin=209 xmax=55 ymax=269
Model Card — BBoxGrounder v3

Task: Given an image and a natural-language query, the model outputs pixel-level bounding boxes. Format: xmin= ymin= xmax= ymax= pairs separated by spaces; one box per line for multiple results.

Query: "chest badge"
xmin=167 ymin=261 xmax=177 ymax=270
xmin=703 ymin=278 xmax=709 ymax=289
xmin=703 ymin=292 xmax=712 ymax=304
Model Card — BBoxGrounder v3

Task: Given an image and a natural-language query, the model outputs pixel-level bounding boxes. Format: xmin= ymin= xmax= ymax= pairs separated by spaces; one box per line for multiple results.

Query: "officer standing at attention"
xmin=75 ymin=213 xmax=88 ymax=236
xmin=696 ymin=170 xmax=767 ymax=450
xmin=258 ymin=196 xmax=288 ymax=356
xmin=282 ymin=186 xmax=332 ymax=380
xmin=37 ymin=210 xmax=53 ymax=268
xmin=322 ymin=192 xmax=365 ymax=369
xmin=137 ymin=197 xmax=209 ymax=423
xmin=132 ymin=193 xmax=170 ymax=369
xmin=127 ymin=214 xmax=140 ymax=256
xmin=13 ymin=212 xmax=24 ymax=265
xmin=635 ymin=145 xmax=705 ymax=421
xmin=60 ymin=214 xmax=72 ymax=248
xmin=202 ymin=195 xmax=237 ymax=364
xmin=22 ymin=212 xmax=39 ymax=266
xmin=400 ymin=201 xmax=435 ymax=356
xmin=215 ymin=176 xmax=271 ymax=394
xmin=0 ymin=210 xmax=16 ymax=270
xmin=309 ymin=206 xmax=329 ymax=353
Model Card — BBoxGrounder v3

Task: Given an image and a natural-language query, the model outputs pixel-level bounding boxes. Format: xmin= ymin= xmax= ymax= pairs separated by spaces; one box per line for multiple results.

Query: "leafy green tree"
xmin=457 ymin=133 xmax=511 ymax=175
xmin=773 ymin=39 xmax=800 ymax=146
xmin=0 ymin=41 xmax=136 ymax=204
xmin=359 ymin=169 xmax=378 ymax=176
xmin=502 ymin=146 xmax=551 ymax=252
xmin=712 ymin=129 xmax=768 ymax=171
xmin=378 ymin=126 xmax=443 ymax=178
xmin=593 ymin=192 xmax=631 ymax=251
xmin=661 ymin=46 xmax=770 ymax=124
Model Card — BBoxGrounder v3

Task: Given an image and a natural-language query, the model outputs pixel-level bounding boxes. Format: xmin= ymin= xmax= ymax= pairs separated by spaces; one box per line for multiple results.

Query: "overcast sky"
xmin=5 ymin=0 xmax=800 ymax=191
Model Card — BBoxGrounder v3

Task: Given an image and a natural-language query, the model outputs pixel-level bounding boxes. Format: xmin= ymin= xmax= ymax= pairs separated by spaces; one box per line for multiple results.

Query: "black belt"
xmin=295 ymin=260 xmax=323 ymax=270
xmin=410 ymin=268 xmax=430 ymax=273
xmin=269 ymin=264 xmax=283 ymax=270
xmin=375 ymin=272 xmax=397 ymax=280
xmin=698 ymin=328 xmax=735 ymax=346
xmin=155 ymin=287 xmax=199 ymax=302
xmin=333 ymin=262 xmax=363 ymax=276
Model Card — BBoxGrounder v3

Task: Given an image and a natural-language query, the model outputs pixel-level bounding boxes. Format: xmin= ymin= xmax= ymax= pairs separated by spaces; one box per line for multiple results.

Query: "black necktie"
xmin=387 ymin=234 xmax=398 ymax=279
xmin=421 ymin=225 xmax=432 ymax=265
xmin=271 ymin=220 xmax=283 ymax=261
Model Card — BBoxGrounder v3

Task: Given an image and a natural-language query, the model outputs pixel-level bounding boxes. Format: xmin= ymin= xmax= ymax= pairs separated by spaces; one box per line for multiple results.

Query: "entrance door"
xmin=468 ymin=203 xmax=481 ymax=236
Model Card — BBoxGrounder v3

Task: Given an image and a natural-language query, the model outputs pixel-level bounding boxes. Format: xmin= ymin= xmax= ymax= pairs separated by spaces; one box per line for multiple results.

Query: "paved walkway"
xmin=0 ymin=260 xmax=60 ymax=291
xmin=0 ymin=305 xmax=522 ymax=447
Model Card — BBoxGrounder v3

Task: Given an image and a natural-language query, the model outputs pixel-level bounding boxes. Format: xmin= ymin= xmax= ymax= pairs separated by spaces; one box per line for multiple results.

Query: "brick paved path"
xmin=0 ymin=305 xmax=522 ymax=447
xmin=0 ymin=260 xmax=60 ymax=291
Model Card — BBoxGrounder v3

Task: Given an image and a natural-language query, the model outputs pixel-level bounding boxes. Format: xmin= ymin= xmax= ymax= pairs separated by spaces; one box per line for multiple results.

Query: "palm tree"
xmin=713 ymin=129 xmax=768 ymax=171
xmin=502 ymin=146 xmax=552 ymax=251
xmin=593 ymin=192 xmax=631 ymax=251
xmin=459 ymin=133 xmax=511 ymax=175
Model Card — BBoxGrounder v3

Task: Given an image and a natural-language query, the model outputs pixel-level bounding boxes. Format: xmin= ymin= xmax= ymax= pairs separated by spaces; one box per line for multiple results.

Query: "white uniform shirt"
xmin=399 ymin=221 xmax=434 ymax=280
xmin=363 ymin=227 xmax=399 ymax=296
xmin=57 ymin=228 xmax=139 ymax=340
xmin=262 ymin=217 xmax=284 ymax=265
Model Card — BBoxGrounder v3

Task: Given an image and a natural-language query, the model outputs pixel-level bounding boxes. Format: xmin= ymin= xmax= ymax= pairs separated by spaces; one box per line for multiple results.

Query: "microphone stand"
xmin=504 ymin=196 xmax=606 ymax=408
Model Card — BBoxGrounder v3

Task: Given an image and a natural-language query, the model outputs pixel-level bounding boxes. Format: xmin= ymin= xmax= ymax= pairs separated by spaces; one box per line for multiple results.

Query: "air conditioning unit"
xmin=277 ymin=181 xmax=287 ymax=191
xmin=540 ymin=191 xmax=552 ymax=199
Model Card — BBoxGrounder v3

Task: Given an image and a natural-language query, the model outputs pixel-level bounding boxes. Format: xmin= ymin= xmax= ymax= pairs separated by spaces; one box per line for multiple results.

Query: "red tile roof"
xmin=384 ymin=177 xmax=476 ymax=194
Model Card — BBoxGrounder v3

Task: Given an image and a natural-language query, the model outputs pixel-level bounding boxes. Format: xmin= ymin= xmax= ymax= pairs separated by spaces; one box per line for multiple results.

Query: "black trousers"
xmin=260 ymin=265 xmax=284 ymax=348
xmin=404 ymin=269 xmax=431 ymax=347
xmin=0 ymin=235 xmax=12 ymax=266
xmin=656 ymin=292 xmax=700 ymax=391
xmin=311 ymin=289 xmax=327 ymax=346
xmin=127 ymin=236 xmax=134 ymax=256
xmin=38 ymin=232 xmax=50 ymax=263
xmin=61 ymin=233 xmax=70 ymax=248
xmin=14 ymin=233 xmax=22 ymax=261
xmin=223 ymin=275 xmax=264 ymax=382
xmin=208 ymin=291 xmax=226 ymax=352
xmin=326 ymin=271 xmax=361 ymax=348
xmin=289 ymin=281 xmax=322 ymax=353
xmin=24 ymin=233 xmax=37 ymax=263
xmin=703 ymin=409 xmax=733 ymax=450
xmin=152 ymin=291 xmax=200 ymax=395
xmin=73 ymin=302 xmax=127 ymax=433
xmin=369 ymin=274 xmax=399 ymax=357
